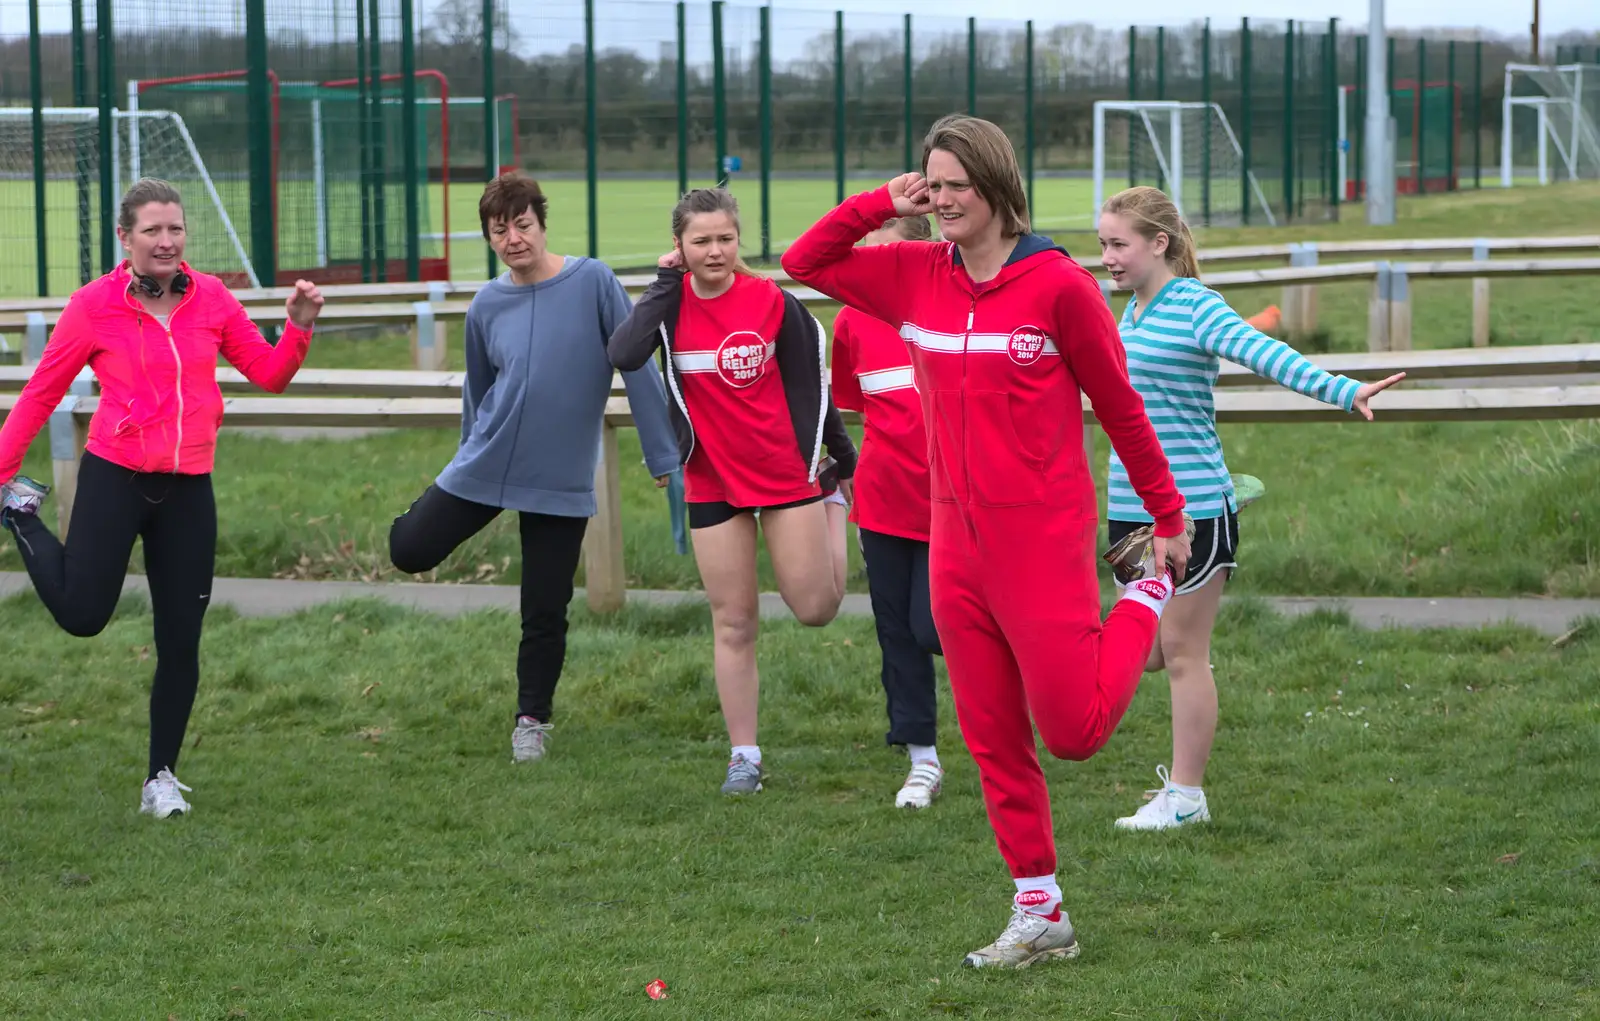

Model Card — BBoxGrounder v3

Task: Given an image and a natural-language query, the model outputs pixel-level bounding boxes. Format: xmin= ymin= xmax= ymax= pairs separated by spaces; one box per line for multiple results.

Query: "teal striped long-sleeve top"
xmin=1106 ymin=277 xmax=1362 ymax=523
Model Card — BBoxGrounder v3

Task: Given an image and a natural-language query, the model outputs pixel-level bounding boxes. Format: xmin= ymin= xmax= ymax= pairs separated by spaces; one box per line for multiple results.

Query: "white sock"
xmin=731 ymin=744 xmax=761 ymax=765
xmin=1171 ymin=780 xmax=1204 ymax=800
xmin=823 ymin=490 xmax=848 ymax=507
xmin=1013 ymin=876 xmax=1063 ymax=918
xmin=907 ymin=744 xmax=940 ymax=767
xmin=1117 ymin=569 xmax=1175 ymax=618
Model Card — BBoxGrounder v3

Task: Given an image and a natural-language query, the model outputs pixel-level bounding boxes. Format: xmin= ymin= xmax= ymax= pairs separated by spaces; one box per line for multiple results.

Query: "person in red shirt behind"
xmin=830 ymin=212 xmax=948 ymax=812
xmin=0 ymin=178 xmax=324 ymax=821
xmin=608 ymin=187 xmax=857 ymax=798
xmin=783 ymin=115 xmax=1194 ymax=969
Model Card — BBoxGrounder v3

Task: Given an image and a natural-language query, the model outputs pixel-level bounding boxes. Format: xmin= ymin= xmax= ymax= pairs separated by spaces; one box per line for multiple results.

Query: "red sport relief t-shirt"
xmin=673 ymin=273 xmax=818 ymax=507
xmin=830 ymin=307 xmax=931 ymax=543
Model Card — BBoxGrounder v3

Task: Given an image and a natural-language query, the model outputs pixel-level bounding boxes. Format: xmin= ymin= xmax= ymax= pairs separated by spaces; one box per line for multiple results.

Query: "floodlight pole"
xmin=1363 ymin=0 xmax=1395 ymax=225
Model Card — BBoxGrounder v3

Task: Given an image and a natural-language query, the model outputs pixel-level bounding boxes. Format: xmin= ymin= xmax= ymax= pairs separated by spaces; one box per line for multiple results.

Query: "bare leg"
xmin=690 ymin=514 xmax=762 ymax=746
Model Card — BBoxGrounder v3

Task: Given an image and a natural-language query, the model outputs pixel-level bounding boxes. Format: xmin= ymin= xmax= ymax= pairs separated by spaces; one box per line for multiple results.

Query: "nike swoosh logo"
xmin=1175 ymin=808 xmax=1201 ymax=822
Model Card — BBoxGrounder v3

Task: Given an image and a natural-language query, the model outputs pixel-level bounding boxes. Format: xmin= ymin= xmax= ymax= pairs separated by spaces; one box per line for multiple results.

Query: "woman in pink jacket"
xmin=0 ymin=178 xmax=324 ymax=819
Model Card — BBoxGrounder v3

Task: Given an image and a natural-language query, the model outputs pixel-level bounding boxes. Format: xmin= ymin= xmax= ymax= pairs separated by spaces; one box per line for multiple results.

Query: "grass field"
xmin=1 ymin=594 xmax=1597 ymax=1018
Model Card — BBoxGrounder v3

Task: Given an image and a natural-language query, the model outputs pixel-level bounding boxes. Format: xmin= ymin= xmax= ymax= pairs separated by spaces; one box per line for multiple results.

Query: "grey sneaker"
xmin=139 ymin=768 xmax=193 ymax=819
xmin=720 ymin=753 xmax=764 ymax=795
xmin=962 ymin=905 xmax=1081 ymax=970
xmin=1102 ymin=513 xmax=1197 ymax=586
xmin=1 ymin=475 xmax=50 ymax=517
xmin=511 ymin=717 xmax=552 ymax=763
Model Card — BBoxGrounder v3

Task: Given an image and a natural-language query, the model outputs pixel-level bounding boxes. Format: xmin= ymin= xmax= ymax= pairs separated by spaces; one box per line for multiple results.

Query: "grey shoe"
xmin=512 ymin=717 xmax=552 ymax=763
xmin=720 ymin=753 xmax=764 ymax=795
xmin=962 ymin=905 xmax=1081 ymax=969
xmin=1 ymin=475 xmax=49 ymax=517
xmin=1102 ymin=513 xmax=1197 ymax=586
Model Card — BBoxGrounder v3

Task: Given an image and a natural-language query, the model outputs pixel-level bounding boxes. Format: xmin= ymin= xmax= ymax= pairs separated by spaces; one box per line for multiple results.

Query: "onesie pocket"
xmin=966 ymin=390 xmax=1045 ymax=507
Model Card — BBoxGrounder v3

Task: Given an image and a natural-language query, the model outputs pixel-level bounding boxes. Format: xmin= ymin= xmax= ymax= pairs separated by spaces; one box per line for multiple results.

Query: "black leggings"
xmin=389 ymin=485 xmax=588 ymax=723
xmin=5 ymin=451 xmax=215 ymax=781
xmin=859 ymin=527 xmax=942 ymax=749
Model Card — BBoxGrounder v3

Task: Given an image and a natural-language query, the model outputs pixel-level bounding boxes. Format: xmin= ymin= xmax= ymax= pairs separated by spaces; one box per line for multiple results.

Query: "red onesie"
xmin=784 ymin=186 xmax=1184 ymax=882
xmin=830 ymin=307 xmax=931 ymax=543
xmin=672 ymin=273 xmax=819 ymax=507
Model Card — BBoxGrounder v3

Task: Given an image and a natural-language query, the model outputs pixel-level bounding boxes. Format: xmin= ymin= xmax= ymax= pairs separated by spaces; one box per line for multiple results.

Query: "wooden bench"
xmin=6 ymin=383 xmax=1600 ymax=612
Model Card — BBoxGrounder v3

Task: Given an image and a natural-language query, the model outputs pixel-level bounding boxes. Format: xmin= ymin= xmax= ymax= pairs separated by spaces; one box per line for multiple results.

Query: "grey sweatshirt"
xmin=435 ymin=257 xmax=679 ymax=516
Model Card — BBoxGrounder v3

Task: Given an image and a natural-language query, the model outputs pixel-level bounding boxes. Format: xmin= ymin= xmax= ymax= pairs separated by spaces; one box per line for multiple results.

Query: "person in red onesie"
xmin=783 ymin=115 xmax=1195 ymax=969
xmin=830 ymin=212 xmax=949 ymax=811
xmin=608 ymin=187 xmax=857 ymax=798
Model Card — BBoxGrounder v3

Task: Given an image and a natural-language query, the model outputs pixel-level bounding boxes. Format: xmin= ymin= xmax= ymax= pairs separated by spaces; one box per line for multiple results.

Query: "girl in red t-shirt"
xmin=829 ymin=213 xmax=946 ymax=811
xmin=608 ymin=188 xmax=858 ymax=797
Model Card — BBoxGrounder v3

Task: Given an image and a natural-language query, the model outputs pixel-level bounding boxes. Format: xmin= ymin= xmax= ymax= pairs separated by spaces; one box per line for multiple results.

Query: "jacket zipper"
xmin=806 ymin=312 xmax=827 ymax=483
xmin=123 ymin=278 xmax=195 ymax=473
xmin=658 ymin=322 xmax=696 ymax=468
xmin=960 ymin=297 xmax=977 ymax=535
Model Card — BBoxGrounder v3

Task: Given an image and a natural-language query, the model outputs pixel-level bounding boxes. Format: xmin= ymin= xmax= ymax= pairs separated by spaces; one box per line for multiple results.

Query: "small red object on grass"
xmin=646 ymin=979 xmax=669 ymax=1000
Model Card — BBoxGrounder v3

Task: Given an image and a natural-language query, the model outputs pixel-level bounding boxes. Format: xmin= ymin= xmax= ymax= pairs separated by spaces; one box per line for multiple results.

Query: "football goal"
xmin=1500 ymin=63 xmax=1600 ymax=186
xmin=0 ymin=107 xmax=258 ymax=289
xmin=1091 ymin=100 xmax=1276 ymax=229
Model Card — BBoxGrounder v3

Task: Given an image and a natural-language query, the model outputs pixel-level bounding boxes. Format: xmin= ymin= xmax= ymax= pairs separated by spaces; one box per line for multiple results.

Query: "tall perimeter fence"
xmin=1 ymin=0 xmax=1596 ymax=297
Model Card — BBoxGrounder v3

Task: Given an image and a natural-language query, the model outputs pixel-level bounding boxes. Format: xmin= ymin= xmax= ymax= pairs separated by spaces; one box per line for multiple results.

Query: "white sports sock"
xmin=1171 ymin=781 xmax=1204 ymax=800
xmin=822 ymin=490 xmax=848 ymax=507
xmin=907 ymin=744 xmax=940 ymax=767
xmin=1117 ymin=569 xmax=1175 ymax=618
xmin=1013 ymin=875 xmax=1063 ymax=918
xmin=731 ymin=744 xmax=762 ymax=765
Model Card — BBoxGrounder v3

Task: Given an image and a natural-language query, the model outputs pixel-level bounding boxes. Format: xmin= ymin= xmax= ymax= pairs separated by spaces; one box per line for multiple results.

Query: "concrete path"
xmin=2 ymin=572 xmax=1595 ymax=636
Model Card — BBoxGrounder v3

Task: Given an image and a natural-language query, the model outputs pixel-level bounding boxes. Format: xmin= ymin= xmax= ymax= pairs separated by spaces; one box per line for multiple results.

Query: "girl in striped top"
xmin=1096 ymin=185 xmax=1404 ymax=831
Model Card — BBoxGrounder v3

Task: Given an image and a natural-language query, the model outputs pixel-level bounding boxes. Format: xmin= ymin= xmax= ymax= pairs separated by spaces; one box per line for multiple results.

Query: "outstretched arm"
xmin=780 ymin=177 xmax=931 ymax=329
xmin=218 ymin=280 xmax=323 ymax=393
xmin=0 ymin=299 xmax=96 ymax=483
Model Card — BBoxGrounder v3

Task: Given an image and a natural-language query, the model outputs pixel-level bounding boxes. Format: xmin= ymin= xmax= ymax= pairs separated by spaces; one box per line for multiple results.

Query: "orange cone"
xmin=1246 ymin=304 xmax=1281 ymax=333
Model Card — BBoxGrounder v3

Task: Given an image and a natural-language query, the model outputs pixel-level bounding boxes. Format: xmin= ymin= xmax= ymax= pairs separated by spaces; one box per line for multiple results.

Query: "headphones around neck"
xmin=134 ymin=268 xmax=190 ymax=299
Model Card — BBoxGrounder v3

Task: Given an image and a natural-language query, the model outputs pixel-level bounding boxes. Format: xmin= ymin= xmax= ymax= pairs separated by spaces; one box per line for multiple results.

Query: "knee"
xmin=793 ymin=598 xmax=841 ymax=628
xmin=1041 ymin=732 xmax=1101 ymax=763
xmin=387 ymin=526 xmax=437 ymax=577
xmin=712 ymin=609 xmax=760 ymax=651
xmin=58 ymin=606 xmax=114 ymax=639
xmin=1163 ymin=647 xmax=1213 ymax=683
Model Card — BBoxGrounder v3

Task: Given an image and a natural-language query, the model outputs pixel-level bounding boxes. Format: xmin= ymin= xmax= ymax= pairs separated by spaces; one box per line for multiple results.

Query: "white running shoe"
xmin=512 ymin=717 xmax=552 ymax=763
xmin=139 ymin=768 xmax=193 ymax=819
xmin=962 ymin=904 xmax=1081 ymax=969
xmin=894 ymin=761 xmax=943 ymax=809
xmin=1114 ymin=765 xmax=1210 ymax=831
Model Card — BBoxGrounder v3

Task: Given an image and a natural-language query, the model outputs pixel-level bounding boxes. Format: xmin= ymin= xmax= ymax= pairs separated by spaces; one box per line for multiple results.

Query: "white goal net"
xmin=1092 ymin=100 xmax=1276 ymax=229
xmin=1500 ymin=63 xmax=1600 ymax=186
xmin=0 ymin=108 xmax=258 ymax=291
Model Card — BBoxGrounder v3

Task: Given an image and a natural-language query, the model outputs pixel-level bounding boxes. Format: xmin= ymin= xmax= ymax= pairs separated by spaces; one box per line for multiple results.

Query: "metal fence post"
xmin=759 ymin=4 xmax=772 ymax=260
xmin=1282 ymin=20 xmax=1295 ymax=223
xmin=95 ymin=0 xmax=114 ymax=273
xmin=1241 ymin=19 xmax=1252 ymax=224
xmin=366 ymin=0 xmax=388 ymax=282
xmin=1416 ymin=37 xmax=1426 ymax=195
xmin=483 ymin=0 xmax=498 ymax=278
xmin=400 ymin=0 xmax=420 ymax=281
xmin=712 ymin=1 xmax=726 ymax=185
xmin=903 ymin=14 xmax=913 ymax=172
xmin=835 ymin=10 xmax=846 ymax=205
xmin=585 ymin=0 xmax=598 ymax=258
xmin=1201 ymin=19 xmax=1212 ymax=225
xmin=29 ymin=0 xmax=48 ymax=296
xmin=966 ymin=17 xmax=976 ymax=115
xmin=1024 ymin=20 xmax=1035 ymax=216
xmin=676 ymin=1 xmax=688 ymax=198
xmin=245 ymin=0 xmax=276 ymax=286
xmin=356 ymin=0 xmax=373 ymax=283
xmin=1472 ymin=40 xmax=1482 ymax=189
xmin=1446 ymin=39 xmax=1457 ymax=191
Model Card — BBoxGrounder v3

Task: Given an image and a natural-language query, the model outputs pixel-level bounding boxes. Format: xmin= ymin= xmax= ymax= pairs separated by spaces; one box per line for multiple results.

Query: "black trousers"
xmin=389 ymin=485 xmax=588 ymax=723
xmin=859 ymin=527 xmax=942 ymax=749
xmin=5 ymin=451 xmax=215 ymax=780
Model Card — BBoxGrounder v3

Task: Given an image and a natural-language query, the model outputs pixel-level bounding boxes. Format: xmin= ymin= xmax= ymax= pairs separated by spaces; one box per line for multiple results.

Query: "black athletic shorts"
xmin=1108 ymin=512 xmax=1238 ymax=596
xmin=687 ymin=494 xmax=824 ymax=530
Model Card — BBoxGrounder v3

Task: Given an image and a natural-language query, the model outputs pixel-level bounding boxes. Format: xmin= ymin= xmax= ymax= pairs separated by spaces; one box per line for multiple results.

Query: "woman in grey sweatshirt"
xmin=389 ymin=174 xmax=679 ymax=763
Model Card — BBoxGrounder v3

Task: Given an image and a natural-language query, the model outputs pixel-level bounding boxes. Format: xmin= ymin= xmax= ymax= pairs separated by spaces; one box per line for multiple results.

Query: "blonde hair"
xmin=118 ymin=178 xmax=184 ymax=233
xmin=882 ymin=214 xmax=933 ymax=241
xmin=671 ymin=187 xmax=757 ymax=277
xmin=920 ymin=114 xmax=1030 ymax=238
xmin=1100 ymin=186 xmax=1200 ymax=280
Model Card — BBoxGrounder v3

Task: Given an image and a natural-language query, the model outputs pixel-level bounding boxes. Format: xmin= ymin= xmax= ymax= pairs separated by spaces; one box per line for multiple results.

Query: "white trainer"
xmin=512 ymin=717 xmax=552 ymax=763
xmin=140 ymin=768 xmax=193 ymax=819
xmin=894 ymin=761 xmax=944 ymax=809
xmin=1114 ymin=765 xmax=1210 ymax=831
xmin=962 ymin=904 xmax=1081 ymax=969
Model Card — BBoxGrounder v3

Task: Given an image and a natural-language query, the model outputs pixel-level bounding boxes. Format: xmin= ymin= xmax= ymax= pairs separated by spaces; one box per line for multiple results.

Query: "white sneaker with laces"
xmin=512 ymin=717 xmax=553 ymax=763
xmin=1115 ymin=764 xmax=1210 ymax=831
xmin=140 ymin=768 xmax=193 ymax=818
xmin=962 ymin=904 xmax=1081 ymax=969
xmin=894 ymin=760 xmax=943 ymax=809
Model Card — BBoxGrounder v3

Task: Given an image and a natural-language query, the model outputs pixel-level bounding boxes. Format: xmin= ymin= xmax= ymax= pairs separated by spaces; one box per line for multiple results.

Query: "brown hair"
xmin=920 ymin=114 xmax=1030 ymax=237
xmin=882 ymin=214 xmax=933 ymax=241
xmin=479 ymin=172 xmax=548 ymax=238
xmin=671 ymin=187 xmax=756 ymax=276
xmin=118 ymin=178 xmax=184 ymax=233
xmin=1101 ymin=186 xmax=1201 ymax=280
